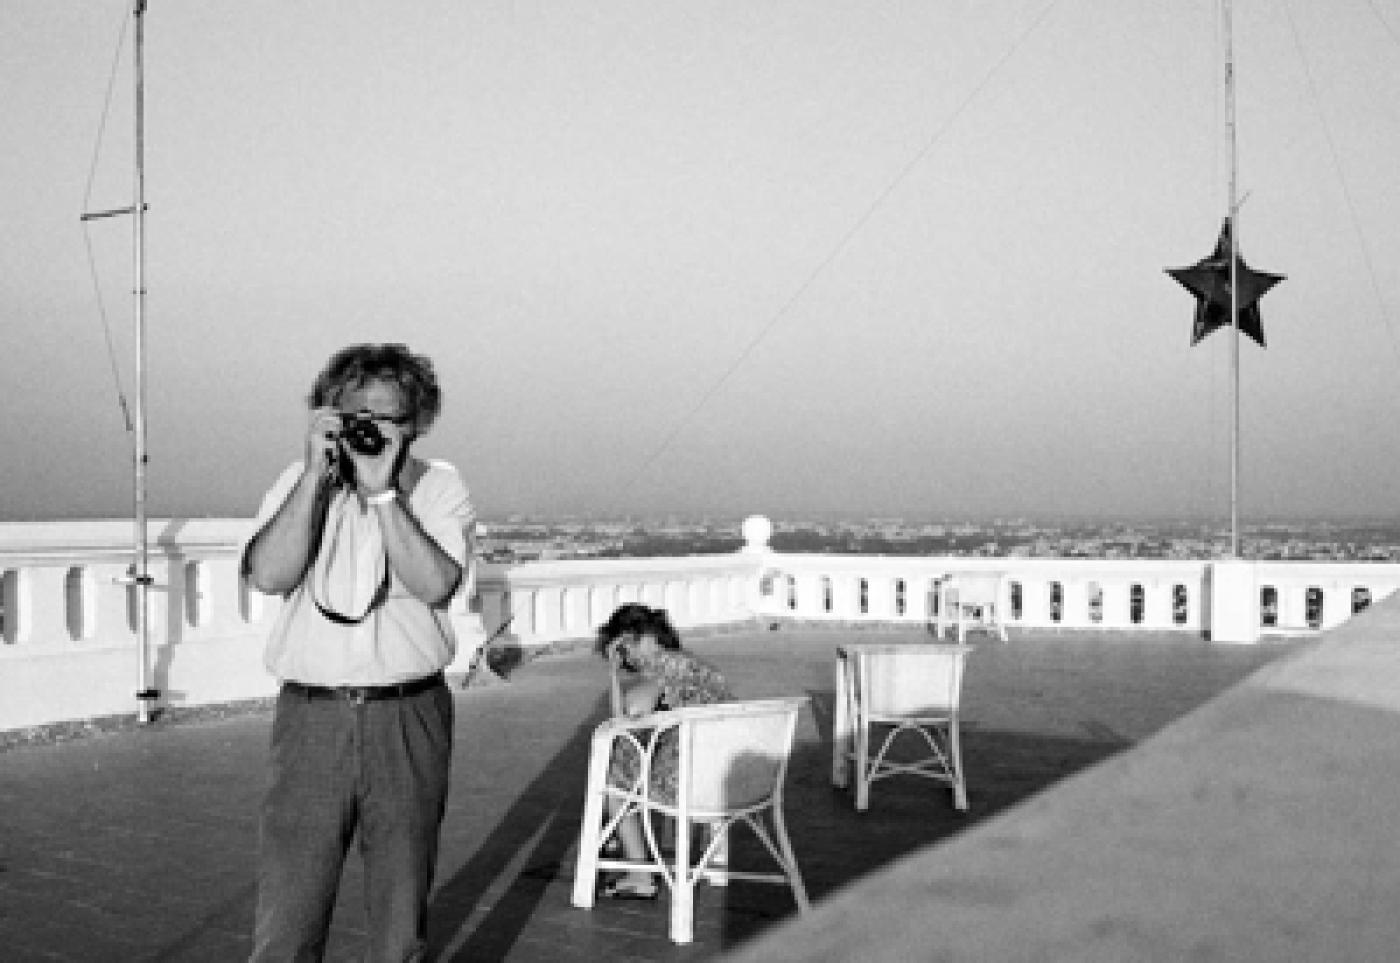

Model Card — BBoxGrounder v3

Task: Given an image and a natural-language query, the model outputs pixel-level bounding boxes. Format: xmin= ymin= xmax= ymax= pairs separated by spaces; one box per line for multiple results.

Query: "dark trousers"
xmin=250 ymin=680 xmax=453 ymax=962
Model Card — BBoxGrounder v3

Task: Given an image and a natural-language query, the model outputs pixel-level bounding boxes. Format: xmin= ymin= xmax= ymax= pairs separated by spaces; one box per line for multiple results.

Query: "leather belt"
xmin=283 ymin=672 xmax=445 ymax=705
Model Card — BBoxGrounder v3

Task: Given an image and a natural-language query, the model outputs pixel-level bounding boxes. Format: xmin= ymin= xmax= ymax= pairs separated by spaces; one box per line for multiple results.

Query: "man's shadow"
xmin=424 ymin=692 xmax=610 ymax=960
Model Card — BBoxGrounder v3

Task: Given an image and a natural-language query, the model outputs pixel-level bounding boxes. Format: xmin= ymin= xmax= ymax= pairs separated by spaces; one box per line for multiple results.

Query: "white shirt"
xmin=248 ymin=459 xmax=476 ymax=685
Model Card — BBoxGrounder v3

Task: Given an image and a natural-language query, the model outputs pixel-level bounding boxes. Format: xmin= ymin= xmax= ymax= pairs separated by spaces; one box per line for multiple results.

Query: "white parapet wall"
xmin=0 ymin=518 xmax=485 ymax=731
xmin=744 ymin=551 xmax=1400 ymax=637
xmin=474 ymin=553 xmax=765 ymax=647
xmin=0 ymin=519 xmax=269 ymax=730
xmin=4 ymin=515 xmax=1400 ymax=730
xmin=0 ymin=519 xmax=767 ymax=730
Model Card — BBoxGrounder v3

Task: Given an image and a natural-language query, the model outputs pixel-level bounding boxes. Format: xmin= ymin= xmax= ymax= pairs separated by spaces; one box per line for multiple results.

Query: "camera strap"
xmin=308 ymin=489 xmax=392 ymax=625
xmin=312 ymin=563 xmax=390 ymax=625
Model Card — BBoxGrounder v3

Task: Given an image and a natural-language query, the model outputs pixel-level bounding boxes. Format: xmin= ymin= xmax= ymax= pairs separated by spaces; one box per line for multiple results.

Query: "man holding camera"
xmin=242 ymin=343 xmax=475 ymax=961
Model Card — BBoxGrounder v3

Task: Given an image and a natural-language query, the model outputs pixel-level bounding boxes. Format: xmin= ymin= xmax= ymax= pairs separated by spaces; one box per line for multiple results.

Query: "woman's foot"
xmin=599 ymin=874 xmax=659 ymax=901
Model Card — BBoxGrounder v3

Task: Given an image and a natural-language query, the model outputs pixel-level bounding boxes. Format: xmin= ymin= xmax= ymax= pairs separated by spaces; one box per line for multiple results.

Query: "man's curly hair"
xmin=307 ymin=343 xmax=441 ymax=435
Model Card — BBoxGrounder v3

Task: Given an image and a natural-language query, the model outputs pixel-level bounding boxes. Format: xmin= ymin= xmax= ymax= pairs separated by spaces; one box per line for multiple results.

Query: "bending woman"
xmin=595 ymin=603 xmax=731 ymax=900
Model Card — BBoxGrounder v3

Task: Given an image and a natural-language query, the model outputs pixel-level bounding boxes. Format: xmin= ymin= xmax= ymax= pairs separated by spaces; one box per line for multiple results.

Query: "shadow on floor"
xmin=420 ymin=682 xmax=1132 ymax=957
xmin=711 ymin=703 xmax=1129 ymax=949
xmin=425 ymin=693 xmax=611 ymax=960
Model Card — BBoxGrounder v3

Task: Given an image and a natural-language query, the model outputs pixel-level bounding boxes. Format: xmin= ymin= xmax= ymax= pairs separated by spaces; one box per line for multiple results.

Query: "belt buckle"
xmin=345 ymin=687 xmax=368 ymax=707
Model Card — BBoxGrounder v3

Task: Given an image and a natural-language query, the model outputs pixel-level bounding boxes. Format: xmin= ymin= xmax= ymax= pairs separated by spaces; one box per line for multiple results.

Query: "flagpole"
xmin=1224 ymin=0 xmax=1240 ymax=560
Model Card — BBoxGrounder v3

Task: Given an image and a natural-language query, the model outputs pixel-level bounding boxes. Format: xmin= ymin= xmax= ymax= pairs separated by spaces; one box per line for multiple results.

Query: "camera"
xmin=339 ymin=411 xmax=388 ymax=456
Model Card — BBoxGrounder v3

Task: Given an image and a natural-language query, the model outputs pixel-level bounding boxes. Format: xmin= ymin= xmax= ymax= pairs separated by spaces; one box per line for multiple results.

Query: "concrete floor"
xmin=0 ymin=625 xmax=1292 ymax=961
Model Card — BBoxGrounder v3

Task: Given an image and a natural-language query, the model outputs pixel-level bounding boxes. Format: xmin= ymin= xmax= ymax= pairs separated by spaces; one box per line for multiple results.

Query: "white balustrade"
xmin=741 ymin=549 xmax=1400 ymax=638
xmin=5 ymin=515 xmax=1400 ymax=731
xmin=476 ymin=554 xmax=763 ymax=646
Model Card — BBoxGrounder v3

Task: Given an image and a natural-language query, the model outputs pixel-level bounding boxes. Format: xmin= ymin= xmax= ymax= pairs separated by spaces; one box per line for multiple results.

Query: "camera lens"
xmin=340 ymin=416 xmax=387 ymax=456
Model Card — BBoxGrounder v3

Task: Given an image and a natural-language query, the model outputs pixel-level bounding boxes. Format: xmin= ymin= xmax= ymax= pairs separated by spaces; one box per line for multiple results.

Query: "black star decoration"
xmin=1166 ymin=218 xmax=1284 ymax=348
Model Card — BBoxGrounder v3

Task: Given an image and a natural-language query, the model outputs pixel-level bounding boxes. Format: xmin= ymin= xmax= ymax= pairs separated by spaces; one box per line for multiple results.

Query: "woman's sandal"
xmin=599 ymin=876 xmax=659 ymax=901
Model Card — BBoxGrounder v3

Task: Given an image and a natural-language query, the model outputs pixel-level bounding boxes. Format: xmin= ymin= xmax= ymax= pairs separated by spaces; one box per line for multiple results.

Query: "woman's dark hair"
xmin=307 ymin=343 xmax=442 ymax=435
xmin=595 ymin=603 xmax=681 ymax=657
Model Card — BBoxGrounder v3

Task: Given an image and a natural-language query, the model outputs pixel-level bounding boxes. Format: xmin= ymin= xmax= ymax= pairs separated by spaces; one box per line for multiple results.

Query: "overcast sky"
xmin=6 ymin=1 xmax=1400 ymax=522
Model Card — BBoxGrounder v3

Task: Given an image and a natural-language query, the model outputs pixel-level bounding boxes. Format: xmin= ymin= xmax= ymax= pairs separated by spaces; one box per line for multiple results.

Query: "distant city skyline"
xmin=475 ymin=513 xmax=1400 ymax=565
xmin=7 ymin=3 xmax=1400 ymax=523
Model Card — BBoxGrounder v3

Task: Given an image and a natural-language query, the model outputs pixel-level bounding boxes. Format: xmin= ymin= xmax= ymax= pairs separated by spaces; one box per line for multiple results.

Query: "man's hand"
xmin=305 ymin=407 xmax=343 ymax=482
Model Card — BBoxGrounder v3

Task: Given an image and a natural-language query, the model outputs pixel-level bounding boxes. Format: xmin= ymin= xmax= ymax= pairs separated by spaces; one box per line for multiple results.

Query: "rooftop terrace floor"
xmin=0 ymin=626 xmax=1296 ymax=961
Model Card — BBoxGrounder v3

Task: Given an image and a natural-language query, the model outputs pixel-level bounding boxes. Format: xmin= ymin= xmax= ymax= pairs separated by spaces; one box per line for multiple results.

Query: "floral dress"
xmin=607 ymin=648 xmax=732 ymax=805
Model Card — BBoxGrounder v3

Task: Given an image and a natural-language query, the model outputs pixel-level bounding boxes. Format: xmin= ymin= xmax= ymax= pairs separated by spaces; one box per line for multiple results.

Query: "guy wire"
xmin=79 ymin=2 xmax=135 ymax=434
xmin=616 ymin=0 xmax=1066 ymax=503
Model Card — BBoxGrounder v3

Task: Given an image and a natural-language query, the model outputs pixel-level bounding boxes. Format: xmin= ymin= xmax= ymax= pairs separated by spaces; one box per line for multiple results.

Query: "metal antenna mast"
xmin=81 ymin=0 xmax=158 ymax=723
